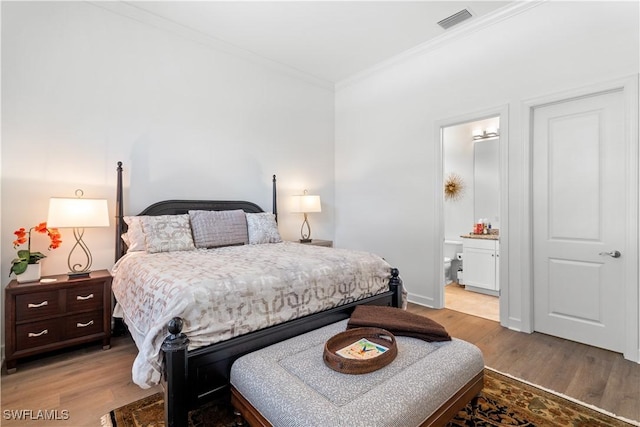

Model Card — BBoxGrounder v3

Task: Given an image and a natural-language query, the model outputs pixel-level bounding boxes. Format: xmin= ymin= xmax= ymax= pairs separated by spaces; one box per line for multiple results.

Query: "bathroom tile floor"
xmin=445 ymin=282 xmax=499 ymax=322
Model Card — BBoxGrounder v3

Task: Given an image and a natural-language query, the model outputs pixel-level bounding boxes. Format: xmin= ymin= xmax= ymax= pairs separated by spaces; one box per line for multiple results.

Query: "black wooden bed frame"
xmin=113 ymin=162 xmax=403 ymax=427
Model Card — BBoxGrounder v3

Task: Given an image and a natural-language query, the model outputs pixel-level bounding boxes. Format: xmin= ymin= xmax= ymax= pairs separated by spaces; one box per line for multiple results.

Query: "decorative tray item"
xmin=323 ymin=327 xmax=397 ymax=374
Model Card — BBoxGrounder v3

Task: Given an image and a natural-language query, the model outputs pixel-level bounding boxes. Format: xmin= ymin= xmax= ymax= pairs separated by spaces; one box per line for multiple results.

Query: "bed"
xmin=111 ymin=162 xmax=403 ymax=427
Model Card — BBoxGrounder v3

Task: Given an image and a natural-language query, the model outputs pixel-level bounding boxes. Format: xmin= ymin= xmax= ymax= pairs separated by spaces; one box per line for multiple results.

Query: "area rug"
xmin=102 ymin=368 xmax=638 ymax=427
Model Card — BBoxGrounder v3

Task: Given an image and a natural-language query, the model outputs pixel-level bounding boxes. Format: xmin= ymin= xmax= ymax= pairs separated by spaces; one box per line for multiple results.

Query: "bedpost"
xmin=115 ymin=161 xmax=123 ymax=262
xmin=162 ymin=317 xmax=189 ymax=427
xmin=389 ymin=268 xmax=403 ymax=308
xmin=272 ymin=174 xmax=277 ymax=222
xmin=112 ymin=162 xmax=128 ymax=337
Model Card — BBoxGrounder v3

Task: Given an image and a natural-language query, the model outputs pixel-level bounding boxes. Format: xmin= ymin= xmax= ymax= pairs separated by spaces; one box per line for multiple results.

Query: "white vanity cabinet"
xmin=462 ymin=238 xmax=499 ymax=295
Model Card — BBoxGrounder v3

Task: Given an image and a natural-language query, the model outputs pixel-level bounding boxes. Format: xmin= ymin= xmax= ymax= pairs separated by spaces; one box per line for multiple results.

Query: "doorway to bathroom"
xmin=441 ymin=115 xmax=501 ymax=322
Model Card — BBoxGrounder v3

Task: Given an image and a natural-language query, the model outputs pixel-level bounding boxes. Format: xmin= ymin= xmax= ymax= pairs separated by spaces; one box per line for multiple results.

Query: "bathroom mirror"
xmin=473 ymin=138 xmax=500 ymax=227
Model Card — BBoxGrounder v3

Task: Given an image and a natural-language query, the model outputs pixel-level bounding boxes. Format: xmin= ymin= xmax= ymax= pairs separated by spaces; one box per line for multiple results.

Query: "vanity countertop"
xmin=460 ymin=233 xmax=499 ymax=240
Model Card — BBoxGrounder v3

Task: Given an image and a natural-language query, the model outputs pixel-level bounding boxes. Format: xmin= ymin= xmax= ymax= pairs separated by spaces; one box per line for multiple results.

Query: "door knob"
xmin=599 ymin=250 xmax=621 ymax=258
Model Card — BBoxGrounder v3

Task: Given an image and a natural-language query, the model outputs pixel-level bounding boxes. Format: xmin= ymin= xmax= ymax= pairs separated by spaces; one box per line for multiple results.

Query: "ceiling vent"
xmin=437 ymin=9 xmax=473 ymax=30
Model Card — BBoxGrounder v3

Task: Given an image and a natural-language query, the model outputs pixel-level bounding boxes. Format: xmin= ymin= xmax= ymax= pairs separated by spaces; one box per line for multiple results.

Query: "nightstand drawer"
xmin=5 ymin=269 xmax=112 ymax=373
xmin=16 ymin=291 xmax=61 ymax=321
xmin=67 ymin=284 xmax=103 ymax=312
xmin=64 ymin=311 xmax=104 ymax=339
xmin=16 ymin=319 xmax=62 ymax=351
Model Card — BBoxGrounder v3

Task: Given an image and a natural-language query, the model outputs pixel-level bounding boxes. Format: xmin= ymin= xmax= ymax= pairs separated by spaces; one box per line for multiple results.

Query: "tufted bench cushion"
xmin=230 ymin=320 xmax=484 ymax=427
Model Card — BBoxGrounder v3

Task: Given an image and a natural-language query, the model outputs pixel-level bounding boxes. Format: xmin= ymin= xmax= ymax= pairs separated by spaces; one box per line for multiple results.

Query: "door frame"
xmin=433 ymin=104 xmax=510 ymax=327
xmin=523 ymin=75 xmax=639 ymax=362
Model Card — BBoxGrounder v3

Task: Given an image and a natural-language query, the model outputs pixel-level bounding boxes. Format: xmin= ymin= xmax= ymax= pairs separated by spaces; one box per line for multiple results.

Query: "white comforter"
xmin=112 ymin=242 xmax=391 ymax=388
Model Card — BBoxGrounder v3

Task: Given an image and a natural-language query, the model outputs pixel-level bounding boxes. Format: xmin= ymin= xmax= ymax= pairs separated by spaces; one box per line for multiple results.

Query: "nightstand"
xmin=298 ymin=239 xmax=333 ymax=248
xmin=4 ymin=269 xmax=112 ymax=373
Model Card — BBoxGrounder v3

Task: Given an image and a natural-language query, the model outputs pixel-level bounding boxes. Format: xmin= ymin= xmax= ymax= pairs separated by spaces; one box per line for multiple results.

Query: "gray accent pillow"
xmin=189 ymin=209 xmax=249 ymax=248
xmin=140 ymin=214 xmax=195 ymax=253
xmin=246 ymin=213 xmax=282 ymax=244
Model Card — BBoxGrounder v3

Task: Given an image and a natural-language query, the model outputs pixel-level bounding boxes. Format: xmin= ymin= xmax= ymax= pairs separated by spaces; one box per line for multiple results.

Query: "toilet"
xmin=444 ymin=240 xmax=463 ymax=285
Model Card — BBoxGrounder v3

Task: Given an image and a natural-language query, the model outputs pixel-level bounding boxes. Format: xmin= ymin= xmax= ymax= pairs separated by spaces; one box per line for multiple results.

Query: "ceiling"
xmin=123 ymin=1 xmax=514 ymax=84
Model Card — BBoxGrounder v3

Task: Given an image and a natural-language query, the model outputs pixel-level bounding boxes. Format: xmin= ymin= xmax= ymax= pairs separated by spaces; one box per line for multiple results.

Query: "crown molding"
xmin=87 ymin=1 xmax=545 ymax=93
xmin=336 ymin=0 xmax=546 ymax=91
xmin=86 ymin=1 xmax=335 ymax=91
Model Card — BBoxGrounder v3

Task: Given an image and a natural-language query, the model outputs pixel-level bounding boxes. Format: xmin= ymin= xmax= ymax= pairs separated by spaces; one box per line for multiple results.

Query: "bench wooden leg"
xmin=231 ymin=386 xmax=272 ymax=427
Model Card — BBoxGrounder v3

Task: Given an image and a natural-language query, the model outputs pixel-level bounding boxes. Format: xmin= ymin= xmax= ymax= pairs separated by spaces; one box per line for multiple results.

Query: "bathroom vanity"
xmin=461 ymin=235 xmax=499 ymax=296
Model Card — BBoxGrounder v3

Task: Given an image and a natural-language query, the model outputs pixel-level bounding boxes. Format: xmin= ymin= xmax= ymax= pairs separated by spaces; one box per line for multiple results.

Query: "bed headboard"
xmin=138 ymin=200 xmax=264 ymax=216
xmin=114 ymin=162 xmax=278 ymax=261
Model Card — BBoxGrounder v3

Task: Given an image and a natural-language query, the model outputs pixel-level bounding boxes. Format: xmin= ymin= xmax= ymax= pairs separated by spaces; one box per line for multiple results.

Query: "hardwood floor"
xmin=409 ymin=304 xmax=640 ymax=424
xmin=1 ymin=306 xmax=638 ymax=426
xmin=1 ymin=336 xmax=161 ymax=426
xmin=444 ymin=282 xmax=499 ymax=322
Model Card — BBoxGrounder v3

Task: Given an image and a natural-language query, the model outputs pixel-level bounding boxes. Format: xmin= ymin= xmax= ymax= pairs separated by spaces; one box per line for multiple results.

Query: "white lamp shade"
xmin=47 ymin=197 xmax=110 ymax=228
xmin=291 ymin=194 xmax=321 ymax=213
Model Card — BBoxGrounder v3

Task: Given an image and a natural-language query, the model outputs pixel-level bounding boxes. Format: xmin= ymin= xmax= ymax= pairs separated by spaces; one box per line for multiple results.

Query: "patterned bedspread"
xmin=111 ymin=241 xmax=392 ymax=388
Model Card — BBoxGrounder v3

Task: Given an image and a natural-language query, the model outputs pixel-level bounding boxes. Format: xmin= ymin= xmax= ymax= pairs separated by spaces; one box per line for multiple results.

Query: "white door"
xmin=533 ymin=89 xmax=626 ymax=353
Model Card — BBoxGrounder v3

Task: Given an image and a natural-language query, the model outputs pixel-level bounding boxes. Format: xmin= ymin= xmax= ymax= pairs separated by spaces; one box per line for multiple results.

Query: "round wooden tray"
xmin=323 ymin=327 xmax=397 ymax=374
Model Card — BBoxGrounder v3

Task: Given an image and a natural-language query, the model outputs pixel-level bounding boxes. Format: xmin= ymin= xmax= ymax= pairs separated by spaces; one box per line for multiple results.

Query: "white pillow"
xmin=246 ymin=213 xmax=282 ymax=244
xmin=140 ymin=214 xmax=195 ymax=253
xmin=123 ymin=216 xmax=147 ymax=252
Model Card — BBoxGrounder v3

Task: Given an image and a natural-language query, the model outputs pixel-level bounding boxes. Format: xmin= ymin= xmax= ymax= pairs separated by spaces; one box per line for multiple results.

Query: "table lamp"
xmin=291 ymin=190 xmax=321 ymax=243
xmin=47 ymin=189 xmax=109 ymax=278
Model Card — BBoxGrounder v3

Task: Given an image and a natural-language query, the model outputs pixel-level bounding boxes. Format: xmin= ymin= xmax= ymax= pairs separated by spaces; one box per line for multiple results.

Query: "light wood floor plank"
xmin=1 ymin=336 xmax=161 ymax=426
xmin=444 ymin=283 xmax=499 ymax=322
xmin=603 ymin=355 xmax=640 ymax=418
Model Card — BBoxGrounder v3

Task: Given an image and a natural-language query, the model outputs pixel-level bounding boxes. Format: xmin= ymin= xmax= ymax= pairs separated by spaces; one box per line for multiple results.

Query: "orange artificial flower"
xmin=10 ymin=222 xmax=63 ymax=276
xmin=34 ymin=222 xmax=48 ymax=233
xmin=48 ymin=229 xmax=62 ymax=249
xmin=13 ymin=228 xmax=27 ymax=247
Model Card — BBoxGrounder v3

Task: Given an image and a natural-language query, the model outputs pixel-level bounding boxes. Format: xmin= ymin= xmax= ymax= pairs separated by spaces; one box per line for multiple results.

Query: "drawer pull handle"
xmin=76 ymin=294 xmax=94 ymax=301
xmin=28 ymin=329 xmax=48 ymax=338
xmin=76 ymin=320 xmax=94 ymax=328
xmin=28 ymin=301 xmax=48 ymax=308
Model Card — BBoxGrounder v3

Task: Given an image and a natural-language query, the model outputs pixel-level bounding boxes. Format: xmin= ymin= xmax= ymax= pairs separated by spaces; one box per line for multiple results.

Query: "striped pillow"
xmin=189 ymin=210 xmax=249 ymax=249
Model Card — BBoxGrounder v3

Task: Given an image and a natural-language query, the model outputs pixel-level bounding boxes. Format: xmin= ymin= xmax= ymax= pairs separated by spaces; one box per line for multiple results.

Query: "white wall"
xmin=1 ymin=1 xmax=335 ymax=281
xmin=0 ymin=1 xmax=335 ymax=353
xmin=335 ymin=1 xmax=639 ymax=331
xmin=443 ymin=124 xmax=474 ymax=241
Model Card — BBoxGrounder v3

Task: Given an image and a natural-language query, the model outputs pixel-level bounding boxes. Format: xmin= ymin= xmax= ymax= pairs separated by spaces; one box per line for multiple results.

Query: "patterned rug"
xmin=102 ymin=368 xmax=638 ymax=427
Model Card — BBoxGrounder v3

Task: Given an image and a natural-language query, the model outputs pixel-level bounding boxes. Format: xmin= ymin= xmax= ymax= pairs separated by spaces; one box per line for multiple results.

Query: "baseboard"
xmin=406 ymin=293 xmax=435 ymax=308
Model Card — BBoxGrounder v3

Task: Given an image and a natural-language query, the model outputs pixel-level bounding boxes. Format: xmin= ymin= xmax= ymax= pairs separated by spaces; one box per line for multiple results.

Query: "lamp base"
xmin=299 ymin=238 xmax=313 ymax=243
xmin=68 ymin=271 xmax=91 ymax=279
xmin=65 ymin=227 xmax=95 ymax=280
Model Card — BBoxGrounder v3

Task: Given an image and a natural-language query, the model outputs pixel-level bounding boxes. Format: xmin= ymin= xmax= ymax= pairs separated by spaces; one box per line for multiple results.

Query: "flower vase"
xmin=16 ymin=263 xmax=41 ymax=283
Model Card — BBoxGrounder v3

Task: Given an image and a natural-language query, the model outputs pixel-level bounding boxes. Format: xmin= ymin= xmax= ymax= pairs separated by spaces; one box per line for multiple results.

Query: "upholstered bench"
xmin=230 ymin=320 xmax=484 ymax=427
